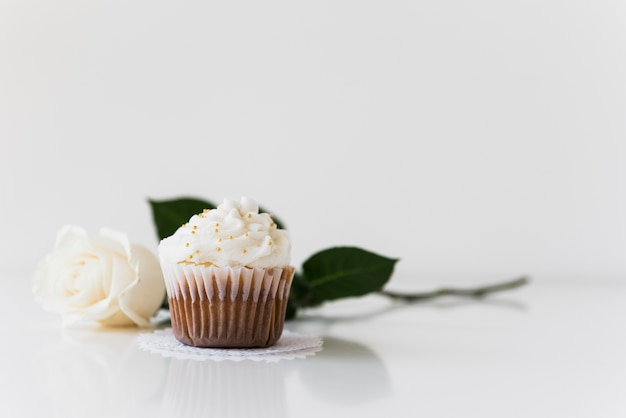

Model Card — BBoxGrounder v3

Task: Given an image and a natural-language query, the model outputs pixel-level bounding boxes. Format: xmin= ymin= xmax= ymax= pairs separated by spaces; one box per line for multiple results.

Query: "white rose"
xmin=33 ymin=225 xmax=166 ymax=327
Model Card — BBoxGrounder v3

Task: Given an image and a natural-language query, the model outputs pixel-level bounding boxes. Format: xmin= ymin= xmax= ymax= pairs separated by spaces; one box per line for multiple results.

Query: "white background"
xmin=1 ymin=0 xmax=625 ymax=284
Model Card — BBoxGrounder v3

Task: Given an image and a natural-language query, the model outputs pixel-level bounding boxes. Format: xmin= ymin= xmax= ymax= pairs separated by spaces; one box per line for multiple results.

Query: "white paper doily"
xmin=137 ymin=328 xmax=323 ymax=362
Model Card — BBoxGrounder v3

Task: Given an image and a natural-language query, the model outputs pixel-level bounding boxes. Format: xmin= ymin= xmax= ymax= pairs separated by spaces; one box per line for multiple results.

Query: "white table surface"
xmin=1 ymin=274 xmax=624 ymax=418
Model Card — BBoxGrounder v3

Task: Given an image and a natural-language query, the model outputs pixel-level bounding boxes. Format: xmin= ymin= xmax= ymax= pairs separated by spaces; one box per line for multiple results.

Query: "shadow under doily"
xmin=138 ymin=328 xmax=323 ymax=362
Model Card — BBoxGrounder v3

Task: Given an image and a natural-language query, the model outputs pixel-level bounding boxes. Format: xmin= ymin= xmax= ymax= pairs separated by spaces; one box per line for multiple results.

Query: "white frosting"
xmin=158 ymin=197 xmax=291 ymax=268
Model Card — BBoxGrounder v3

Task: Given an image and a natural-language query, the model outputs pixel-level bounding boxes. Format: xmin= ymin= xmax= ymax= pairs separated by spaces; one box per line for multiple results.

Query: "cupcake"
xmin=158 ymin=197 xmax=294 ymax=348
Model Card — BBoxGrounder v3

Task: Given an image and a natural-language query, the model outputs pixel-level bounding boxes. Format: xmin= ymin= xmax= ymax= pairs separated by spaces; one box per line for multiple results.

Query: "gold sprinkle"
xmin=191 ymin=230 xmax=196 ymax=234
xmin=217 ymin=238 xmax=222 ymax=242
xmin=242 ymin=249 xmax=247 ymax=254
xmin=203 ymin=208 xmax=210 ymax=213
xmin=244 ymin=232 xmax=249 ymax=237
xmin=214 ymin=228 xmax=219 ymax=233
xmin=199 ymin=214 xmax=205 ymax=218
xmin=193 ymin=225 xmax=197 ymax=229
xmin=269 ymin=213 xmax=273 ymax=218
xmin=195 ymin=250 xmax=200 ymax=254
xmin=270 ymin=222 xmax=276 ymax=227
xmin=268 ymin=241 xmax=273 ymax=246
xmin=247 ymin=213 xmax=252 ymax=218
xmin=216 ymin=247 xmax=222 ymax=252
xmin=185 ymin=242 xmax=190 ymax=247
xmin=228 ymin=235 xmax=233 ymax=240
xmin=215 ymin=223 xmax=219 ymax=227
xmin=188 ymin=255 xmax=193 ymax=259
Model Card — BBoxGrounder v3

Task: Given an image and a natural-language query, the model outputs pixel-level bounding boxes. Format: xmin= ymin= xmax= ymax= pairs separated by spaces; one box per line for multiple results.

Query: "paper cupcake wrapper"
xmin=160 ymin=264 xmax=295 ymax=348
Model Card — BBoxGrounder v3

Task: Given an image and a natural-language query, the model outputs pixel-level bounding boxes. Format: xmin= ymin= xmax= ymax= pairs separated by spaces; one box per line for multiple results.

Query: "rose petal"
xmin=106 ymin=252 xmax=136 ymax=301
xmin=54 ymin=225 xmax=87 ymax=248
xmin=116 ymin=245 xmax=165 ymax=327
xmin=99 ymin=228 xmax=132 ymax=259
xmin=34 ymin=226 xmax=165 ymax=328
xmin=63 ymin=297 xmax=121 ymax=325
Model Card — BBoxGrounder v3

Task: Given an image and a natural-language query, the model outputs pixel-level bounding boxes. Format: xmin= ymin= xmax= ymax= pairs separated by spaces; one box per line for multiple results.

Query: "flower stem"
xmin=378 ymin=276 xmax=529 ymax=302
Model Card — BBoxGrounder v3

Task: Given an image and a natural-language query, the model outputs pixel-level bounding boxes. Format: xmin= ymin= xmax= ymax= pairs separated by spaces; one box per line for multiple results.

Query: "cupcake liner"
xmin=161 ymin=263 xmax=295 ymax=348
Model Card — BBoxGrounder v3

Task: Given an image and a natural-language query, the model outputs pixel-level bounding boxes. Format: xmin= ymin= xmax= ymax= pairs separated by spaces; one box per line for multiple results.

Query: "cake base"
xmin=168 ymin=294 xmax=289 ymax=348
xmin=163 ymin=265 xmax=295 ymax=348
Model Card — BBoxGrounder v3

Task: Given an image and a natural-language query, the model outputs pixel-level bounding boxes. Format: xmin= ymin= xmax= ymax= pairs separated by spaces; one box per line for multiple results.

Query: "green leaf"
xmin=286 ymin=272 xmax=314 ymax=319
xmin=148 ymin=197 xmax=216 ymax=240
xmin=285 ymin=300 xmax=298 ymax=320
xmin=300 ymin=246 xmax=399 ymax=306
